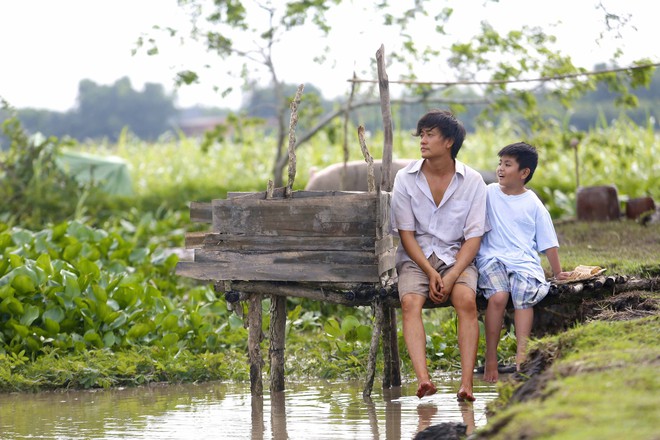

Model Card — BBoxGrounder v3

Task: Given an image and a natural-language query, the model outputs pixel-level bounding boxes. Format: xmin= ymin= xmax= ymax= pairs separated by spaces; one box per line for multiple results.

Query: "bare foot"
xmin=483 ymin=361 xmax=499 ymax=383
xmin=456 ymin=387 xmax=476 ymax=402
xmin=416 ymin=380 xmax=437 ymax=399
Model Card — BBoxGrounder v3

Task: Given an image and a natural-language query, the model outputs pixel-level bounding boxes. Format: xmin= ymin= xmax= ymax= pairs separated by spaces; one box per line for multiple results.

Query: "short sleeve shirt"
xmin=390 ymin=159 xmax=488 ymax=267
xmin=476 ymin=183 xmax=559 ymax=282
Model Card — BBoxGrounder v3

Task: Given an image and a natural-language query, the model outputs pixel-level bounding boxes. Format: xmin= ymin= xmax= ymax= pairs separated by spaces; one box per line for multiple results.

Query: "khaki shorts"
xmin=397 ymin=253 xmax=478 ymax=300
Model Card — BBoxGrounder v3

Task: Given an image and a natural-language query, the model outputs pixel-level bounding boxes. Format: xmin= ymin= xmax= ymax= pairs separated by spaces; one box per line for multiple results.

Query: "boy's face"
xmin=497 ymin=155 xmax=529 ymax=187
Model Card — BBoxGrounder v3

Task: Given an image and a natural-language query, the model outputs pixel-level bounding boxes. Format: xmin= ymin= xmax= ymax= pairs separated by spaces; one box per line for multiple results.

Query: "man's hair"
xmin=413 ymin=109 xmax=466 ymax=160
xmin=498 ymin=142 xmax=538 ymax=183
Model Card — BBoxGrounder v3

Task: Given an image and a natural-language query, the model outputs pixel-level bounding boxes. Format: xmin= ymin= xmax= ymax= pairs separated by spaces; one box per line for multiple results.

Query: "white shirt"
xmin=390 ymin=159 xmax=488 ymax=267
xmin=476 ymin=183 xmax=559 ymax=282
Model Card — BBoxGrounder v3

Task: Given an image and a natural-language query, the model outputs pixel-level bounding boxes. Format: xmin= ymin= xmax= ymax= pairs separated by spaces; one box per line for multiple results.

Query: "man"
xmin=390 ymin=109 xmax=487 ymax=401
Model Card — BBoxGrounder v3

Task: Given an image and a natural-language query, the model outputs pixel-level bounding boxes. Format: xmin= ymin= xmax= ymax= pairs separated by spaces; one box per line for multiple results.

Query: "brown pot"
xmin=625 ymin=196 xmax=656 ymax=220
xmin=576 ymin=185 xmax=621 ymax=221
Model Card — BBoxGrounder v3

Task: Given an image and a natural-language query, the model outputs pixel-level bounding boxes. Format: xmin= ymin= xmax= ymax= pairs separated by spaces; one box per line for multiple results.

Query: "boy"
xmin=391 ymin=109 xmax=487 ymax=401
xmin=476 ymin=142 xmax=572 ymax=382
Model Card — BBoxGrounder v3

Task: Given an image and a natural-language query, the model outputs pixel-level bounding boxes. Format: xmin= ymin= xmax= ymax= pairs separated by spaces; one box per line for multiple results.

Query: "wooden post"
xmin=376 ymin=44 xmax=401 ymax=388
xmin=363 ymin=298 xmax=384 ymax=398
xmin=269 ymin=296 xmax=286 ymax=392
xmin=248 ymin=293 xmax=264 ymax=396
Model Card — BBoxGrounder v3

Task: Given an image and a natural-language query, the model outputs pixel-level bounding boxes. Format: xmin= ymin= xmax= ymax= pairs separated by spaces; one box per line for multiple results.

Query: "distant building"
xmin=175 ymin=116 xmax=227 ymax=137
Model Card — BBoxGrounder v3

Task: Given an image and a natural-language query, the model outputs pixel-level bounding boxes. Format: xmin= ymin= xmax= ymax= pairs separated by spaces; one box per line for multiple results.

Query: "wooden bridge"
xmin=174 ymin=46 xmax=654 ymax=398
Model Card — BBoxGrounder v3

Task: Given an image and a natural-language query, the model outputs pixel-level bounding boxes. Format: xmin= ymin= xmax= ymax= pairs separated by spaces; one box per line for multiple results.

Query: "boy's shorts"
xmin=397 ymin=253 xmax=478 ymax=300
xmin=478 ymin=260 xmax=550 ymax=309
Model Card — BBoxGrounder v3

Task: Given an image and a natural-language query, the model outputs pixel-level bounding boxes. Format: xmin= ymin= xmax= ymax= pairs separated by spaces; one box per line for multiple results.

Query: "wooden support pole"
xmin=387 ymin=305 xmax=401 ymax=386
xmin=363 ymin=299 xmax=384 ymax=398
xmin=381 ymin=303 xmax=393 ymax=389
xmin=248 ymin=293 xmax=264 ymax=396
xmin=270 ymin=295 xmax=287 ymax=392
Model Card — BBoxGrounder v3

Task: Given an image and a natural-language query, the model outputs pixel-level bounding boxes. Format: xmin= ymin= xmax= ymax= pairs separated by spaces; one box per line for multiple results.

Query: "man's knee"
xmin=451 ymin=287 xmax=477 ymax=313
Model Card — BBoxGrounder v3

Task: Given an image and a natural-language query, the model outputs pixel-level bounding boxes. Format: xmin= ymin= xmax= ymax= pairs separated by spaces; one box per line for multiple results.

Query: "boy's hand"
xmin=554 ymin=271 xmax=573 ymax=281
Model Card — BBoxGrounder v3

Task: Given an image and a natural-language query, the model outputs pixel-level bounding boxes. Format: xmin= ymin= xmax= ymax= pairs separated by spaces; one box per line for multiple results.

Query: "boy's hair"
xmin=498 ymin=142 xmax=538 ymax=184
xmin=413 ymin=109 xmax=466 ymax=160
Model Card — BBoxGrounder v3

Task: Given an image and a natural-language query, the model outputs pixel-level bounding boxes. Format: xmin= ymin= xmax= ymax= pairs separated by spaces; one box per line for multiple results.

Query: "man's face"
xmin=419 ymin=127 xmax=452 ymax=159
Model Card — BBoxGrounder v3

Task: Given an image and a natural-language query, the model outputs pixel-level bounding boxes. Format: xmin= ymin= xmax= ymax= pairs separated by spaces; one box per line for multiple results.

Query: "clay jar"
xmin=576 ymin=185 xmax=621 ymax=221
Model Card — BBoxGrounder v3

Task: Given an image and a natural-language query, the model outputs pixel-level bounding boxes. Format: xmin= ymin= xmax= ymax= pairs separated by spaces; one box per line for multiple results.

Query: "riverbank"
xmin=472 ymin=289 xmax=660 ymax=440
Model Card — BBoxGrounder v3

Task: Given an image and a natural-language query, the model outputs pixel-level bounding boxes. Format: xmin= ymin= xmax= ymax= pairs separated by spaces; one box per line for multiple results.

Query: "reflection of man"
xmin=391 ymin=109 xmax=487 ymax=401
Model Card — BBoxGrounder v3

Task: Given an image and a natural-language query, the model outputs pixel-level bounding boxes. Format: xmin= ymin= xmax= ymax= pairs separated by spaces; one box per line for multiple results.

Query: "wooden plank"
xmin=190 ymin=202 xmax=212 ymax=223
xmin=184 ymin=232 xmax=209 ymax=248
xmin=201 ymin=233 xmax=375 ymax=252
xmin=374 ymin=235 xmax=393 ymax=256
xmin=194 ymin=249 xmax=377 ymax=265
xmin=212 ymin=193 xmax=378 ymax=237
xmin=176 ymin=260 xmax=380 ymax=283
xmin=378 ymin=247 xmax=396 ymax=276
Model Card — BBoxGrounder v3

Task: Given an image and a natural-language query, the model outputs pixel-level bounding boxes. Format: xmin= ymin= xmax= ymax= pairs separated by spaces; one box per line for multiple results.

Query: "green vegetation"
xmin=476 ymin=315 xmax=660 ymax=440
xmin=1 ymin=112 xmax=659 ymax=393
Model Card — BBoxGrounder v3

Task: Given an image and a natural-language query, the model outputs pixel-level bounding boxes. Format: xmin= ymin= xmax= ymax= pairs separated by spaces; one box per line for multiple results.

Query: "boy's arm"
xmin=544 ymin=247 xmax=572 ymax=280
xmin=399 ymin=230 xmax=445 ymax=302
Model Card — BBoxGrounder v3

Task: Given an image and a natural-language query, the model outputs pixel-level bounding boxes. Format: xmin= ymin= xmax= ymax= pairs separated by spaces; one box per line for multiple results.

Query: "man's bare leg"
xmin=401 ymin=293 xmax=437 ymax=398
xmin=451 ymin=285 xmax=479 ymax=401
xmin=483 ymin=291 xmax=509 ymax=383
xmin=514 ymin=308 xmax=534 ymax=369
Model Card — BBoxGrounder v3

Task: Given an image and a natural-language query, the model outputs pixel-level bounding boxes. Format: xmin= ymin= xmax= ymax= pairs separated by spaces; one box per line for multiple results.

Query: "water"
xmin=0 ymin=373 xmax=498 ymax=439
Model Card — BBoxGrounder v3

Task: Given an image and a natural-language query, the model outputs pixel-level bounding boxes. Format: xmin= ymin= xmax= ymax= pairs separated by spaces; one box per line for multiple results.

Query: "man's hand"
xmin=438 ymin=270 xmax=459 ymax=303
xmin=428 ymin=271 xmax=445 ymax=303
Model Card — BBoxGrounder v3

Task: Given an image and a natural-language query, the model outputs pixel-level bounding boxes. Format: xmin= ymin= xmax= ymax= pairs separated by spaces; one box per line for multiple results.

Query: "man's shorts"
xmin=396 ymin=253 xmax=478 ymax=300
xmin=478 ymin=260 xmax=550 ymax=309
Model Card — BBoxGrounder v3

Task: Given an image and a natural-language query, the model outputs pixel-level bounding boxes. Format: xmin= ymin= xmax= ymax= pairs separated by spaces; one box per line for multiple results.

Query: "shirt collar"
xmin=407 ymin=159 xmax=466 ymax=175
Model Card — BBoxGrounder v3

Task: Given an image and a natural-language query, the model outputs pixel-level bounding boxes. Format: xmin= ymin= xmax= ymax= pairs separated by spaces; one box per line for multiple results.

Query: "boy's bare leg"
xmin=483 ymin=291 xmax=509 ymax=383
xmin=451 ymin=285 xmax=479 ymax=401
xmin=401 ymin=293 xmax=437 ymax=398
xmin=514 ymin=308 xmax=534 ymax=369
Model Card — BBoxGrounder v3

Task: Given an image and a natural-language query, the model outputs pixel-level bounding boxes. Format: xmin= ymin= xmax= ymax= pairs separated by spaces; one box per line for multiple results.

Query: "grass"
xmin=549 ymin=220 xmax=660 ymax=277
xmin=476 ymin=315 xmax=660 ymax=440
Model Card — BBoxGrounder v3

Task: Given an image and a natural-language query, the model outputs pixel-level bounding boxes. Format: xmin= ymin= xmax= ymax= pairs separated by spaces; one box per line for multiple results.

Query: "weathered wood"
xmin=248 ymin=293 xmax=264 ymax=396
xmin=211 ymin=194 xmax=378 ymax=237
xmin=381 ymin=302 xmax=393 ymax=389
xmin=387 ymin=306 xmax=401 ymax=387
xmin=285 ymin=85 xmax=303 ymax=198
xmin=364 ymin=300 xmax=384 ymax=399
xmin=184 ymin=231 xmax=208 ymax=249
xmin=200 ymin=233 xmax=376 ymax=252
xmin=376 ymin=44 xmax=393 ymax=193
xmin=177 ymin=255 xmax=380 ymax=283
xmin=190 ymin=201 xmax=212 ymax=223
xmin=270 ymin=295 xmax=286 ymax=392
xmin=358 ymin=125 xmax=376 ymax=193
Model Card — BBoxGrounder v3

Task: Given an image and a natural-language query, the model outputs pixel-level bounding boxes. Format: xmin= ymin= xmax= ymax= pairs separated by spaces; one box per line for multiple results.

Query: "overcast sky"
xmin=1 ymin=0 xmax=657 ymax=112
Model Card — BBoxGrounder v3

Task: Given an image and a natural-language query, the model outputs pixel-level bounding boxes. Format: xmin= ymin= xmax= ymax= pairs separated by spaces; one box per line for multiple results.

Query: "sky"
xmin=1 ymin=0 xmax=658 ymax=112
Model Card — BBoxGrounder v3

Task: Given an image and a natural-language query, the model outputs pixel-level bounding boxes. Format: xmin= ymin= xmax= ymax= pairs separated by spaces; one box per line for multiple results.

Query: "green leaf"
xmin=11 ymin=274 xmax=35 ymax=294
xmin=340 ymin=315 xmax=360 ymax=334
xmin=43 ymin=307 xmax=65 ymax=323
xmin=20 ymin=304 xmax=40 ymax=326
xmin=83 ymin=330 xmax=103 ymax=348
xmin=324 ymin=318 xmax=342 ymax=338
xmin=43 ymin=317 xmax=60 ymax=334
xmin=36 ymin=253 xmax=53 ymax=275
xmin=161 ymin=333 xmax=179 ymax=347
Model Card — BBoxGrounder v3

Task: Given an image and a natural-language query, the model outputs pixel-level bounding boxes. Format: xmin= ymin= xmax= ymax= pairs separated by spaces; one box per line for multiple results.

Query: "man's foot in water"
xmin=456 ymin=386 xmax=476 ymax=402
xmin=416 ymin=380 xmax=437 ymax=399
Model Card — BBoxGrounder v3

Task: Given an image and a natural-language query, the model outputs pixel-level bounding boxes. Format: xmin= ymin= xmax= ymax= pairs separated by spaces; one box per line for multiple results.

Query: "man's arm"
xmin=399 ymin=230 xmax=444 ymax=301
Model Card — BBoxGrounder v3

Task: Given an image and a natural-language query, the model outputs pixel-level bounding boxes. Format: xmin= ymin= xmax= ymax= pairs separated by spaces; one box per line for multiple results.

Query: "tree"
xmin=137 ymin=0 xmax=655 ymax=187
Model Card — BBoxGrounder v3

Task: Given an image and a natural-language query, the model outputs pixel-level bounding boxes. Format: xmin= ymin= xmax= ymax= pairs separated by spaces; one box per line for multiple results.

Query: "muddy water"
xmin=0 ymin=373 xmax=498 ymax=439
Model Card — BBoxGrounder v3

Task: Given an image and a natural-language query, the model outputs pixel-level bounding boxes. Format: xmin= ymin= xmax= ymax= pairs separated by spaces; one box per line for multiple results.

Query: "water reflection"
xmin=0 ymin=373 xmax=497 ymax=439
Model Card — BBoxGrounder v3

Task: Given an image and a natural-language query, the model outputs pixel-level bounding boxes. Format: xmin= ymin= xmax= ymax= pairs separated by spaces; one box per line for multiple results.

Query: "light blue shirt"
xmin=476 ymin=183 xmax=559 ymax=282
xmin=390 ymin=159 xmax=488 ymax=267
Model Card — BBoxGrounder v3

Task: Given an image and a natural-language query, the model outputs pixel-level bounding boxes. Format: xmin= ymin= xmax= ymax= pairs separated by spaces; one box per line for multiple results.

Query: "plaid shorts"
xmin=478 ymin=260 xmax=550 ymax=309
